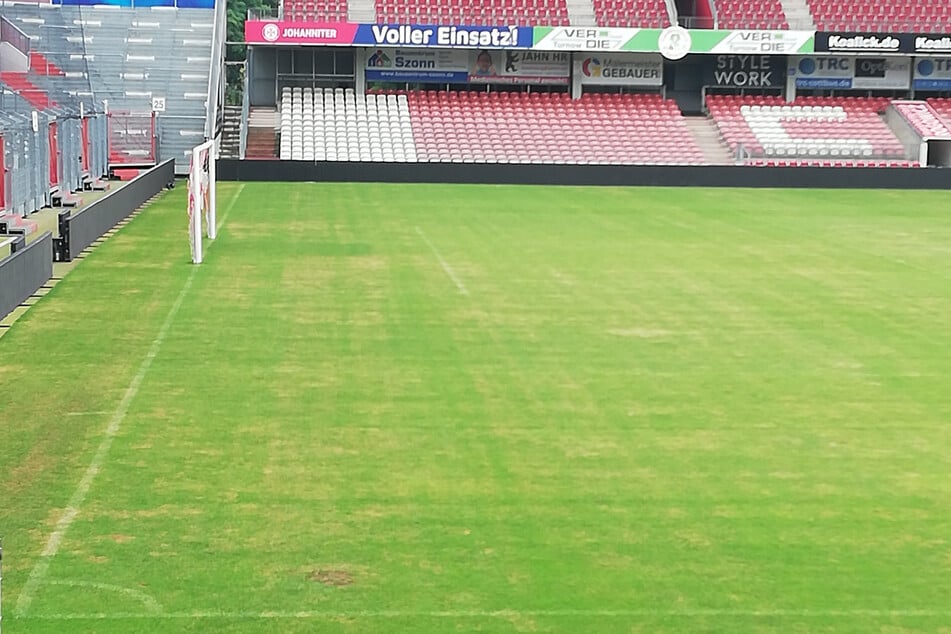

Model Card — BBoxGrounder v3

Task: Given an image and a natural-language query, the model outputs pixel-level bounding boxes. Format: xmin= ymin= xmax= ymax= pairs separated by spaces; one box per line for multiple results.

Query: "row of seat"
xmin=274 ymin=89 xmax=927 ymax=167
xmin=807 ymin=0 xmax=951 ymax=31
xmin=279 ymin=87 xmax=417 ymax=162
xmin=278 ymin=90 xmax=706 ymax=165
xmin=278 ymin=0 xmax=951 ymax=31
xmin=708 ymin=95 xmax=907 ymax=163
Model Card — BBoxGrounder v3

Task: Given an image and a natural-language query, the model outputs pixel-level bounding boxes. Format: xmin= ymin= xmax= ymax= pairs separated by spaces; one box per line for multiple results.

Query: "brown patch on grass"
xmin=110 ymin=534 xmax=135 ymax=544
xmin=5 ymin=440 xmax=55 ymax=497
xmin=88 ymin=555 xmax=109 ymax=564
xmin=309 ymin=569 xmax=353 ymax=586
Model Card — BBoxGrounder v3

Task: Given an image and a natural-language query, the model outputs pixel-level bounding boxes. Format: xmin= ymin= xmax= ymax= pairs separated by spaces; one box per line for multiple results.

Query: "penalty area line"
xmin=18 ymin=608 xmax=951 ymax=620
xmin=415 ymin=226 xmax=469 ymax=296
xmin=14 ymin=185 xmax=245 ymax=618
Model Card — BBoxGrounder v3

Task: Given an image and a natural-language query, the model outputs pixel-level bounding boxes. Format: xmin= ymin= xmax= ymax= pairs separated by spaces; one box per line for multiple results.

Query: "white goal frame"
xmin=188 ymin=139 xmax=217 ymax=264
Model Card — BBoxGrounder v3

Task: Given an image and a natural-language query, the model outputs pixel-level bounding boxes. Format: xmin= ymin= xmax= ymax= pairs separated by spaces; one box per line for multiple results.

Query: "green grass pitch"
xmin=2 ymin=182 xmax=951 ymax=633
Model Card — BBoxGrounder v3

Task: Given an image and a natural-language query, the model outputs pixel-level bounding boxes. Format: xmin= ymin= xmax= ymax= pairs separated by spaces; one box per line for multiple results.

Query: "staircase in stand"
xmin=29 ymin=52 xmax=65 ymax=76
xmin=685 ymin=116 xmax=734 ymax=165
xmin=779 ymin=0 xmax=815 ymax=29
xmin=219 ymin=105 xmax=242 ymax=159
xmin=347 ymin=0 xmax=377 ymax=23
xmin=566 ymin=0 xmax=597 ymax=25
xmin=0 ymin=72 xmax=55 ymax=109
xmin=245 ymin=107 xmax=279 ymax=159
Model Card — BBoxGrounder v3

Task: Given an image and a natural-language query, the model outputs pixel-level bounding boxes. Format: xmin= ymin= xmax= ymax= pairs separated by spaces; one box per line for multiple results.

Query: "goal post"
xmin=188 ymin=139 xmax=217 ymax=264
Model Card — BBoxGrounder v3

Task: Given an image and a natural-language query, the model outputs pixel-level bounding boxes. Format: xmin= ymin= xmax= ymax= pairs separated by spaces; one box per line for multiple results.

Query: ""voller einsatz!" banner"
xmin=245 ymin=21 xmax=534 ymax=48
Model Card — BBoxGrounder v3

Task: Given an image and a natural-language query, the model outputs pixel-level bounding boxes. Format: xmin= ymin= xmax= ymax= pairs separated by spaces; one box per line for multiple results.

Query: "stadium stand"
xmin=713 ymin=0 xmax=788 ymax=29
xmin=593 ymin=0 xmax=669 ymax=27
xmin=280 ymin=87 xmax=417 ymax=162
xmin=277 ymin=90 xmax=706 ymax=164
xmin=0 ymin=71 xmax=55 ymax=110
xmin=806 ymin=0 xmax=951 ymax=32
xmin=374 ymin=0 xmax=570 ymax=26
xmin=707 ymin=95 xmax=915 ymax=167
xmin=1 ymin=3 xmax=215 ymax=170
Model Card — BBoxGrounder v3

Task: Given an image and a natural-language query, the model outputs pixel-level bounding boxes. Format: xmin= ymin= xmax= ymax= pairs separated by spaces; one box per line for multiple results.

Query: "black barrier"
xmin=218 ymin=160 xmax=951 ymax=189
xmin=60 ymin=159 xmax=175 ymax=261
xmin=0 ymin=232 xmax=53 ymax=321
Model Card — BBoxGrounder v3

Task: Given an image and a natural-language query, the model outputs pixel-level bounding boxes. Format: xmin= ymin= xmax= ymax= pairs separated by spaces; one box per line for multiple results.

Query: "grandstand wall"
xmin=218 ymin=159 xmax=951 ymax=188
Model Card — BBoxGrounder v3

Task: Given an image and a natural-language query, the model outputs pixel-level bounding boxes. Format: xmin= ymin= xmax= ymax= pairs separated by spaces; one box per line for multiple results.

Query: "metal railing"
xmin=239 ymin=63 xmax=250 ymax=159
xmin=108 ymin=111 xmax=157 ymax=166
xmin=248 ymin=7 xmax=280 ymax=20
xmin=0 ymin=15 xmax=30 ymax=56
xmin=205 ymin=0 xmax=228 ymax=142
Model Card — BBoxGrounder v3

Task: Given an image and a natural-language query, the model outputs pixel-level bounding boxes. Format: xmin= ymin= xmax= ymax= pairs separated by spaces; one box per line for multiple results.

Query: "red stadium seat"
xmin=592 ymin=0 xmax=670 ymax=27
xmin=807 ymin=0 xmax=951 ymax=32
xmin=375 ymin=0 xmax=569 ymax=26
xmin=408 ymin=91 xmax=705 ymax=165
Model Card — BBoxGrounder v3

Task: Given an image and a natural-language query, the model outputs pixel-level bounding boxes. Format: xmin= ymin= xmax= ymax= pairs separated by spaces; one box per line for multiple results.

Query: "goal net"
xmin=187 ymin=139 xmax=217 ymax=264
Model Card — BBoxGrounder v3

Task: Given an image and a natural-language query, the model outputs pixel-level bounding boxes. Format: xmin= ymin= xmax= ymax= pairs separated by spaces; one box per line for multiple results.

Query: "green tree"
xmin=225 ymin=0 xmax=279 ymax=104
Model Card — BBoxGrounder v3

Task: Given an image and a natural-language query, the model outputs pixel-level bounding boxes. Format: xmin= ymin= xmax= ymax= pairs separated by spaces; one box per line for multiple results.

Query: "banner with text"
xmin=579 ymin=53 xmax=663 ymax=86
xmin=532 ymin=27 xmax=813 ymax=54
xmin=914 ymin=57 xmax=951 ymax=90
xmin=366 ymin=48 xmax=469 ymax=82
xmin=468 ymin=50 xmax=569 ymax=84
xmin=245 ymin=21 xmax=532 ymax=48
xmin=790 ymin=56 xmax=910 ymax=89
xmin=817 ymin=32 xmax=951 ymax=55
xmin=246 ymin=21 xmax=360 ymax=45
xmin=705 ymin=55 xmax=787 ymax=87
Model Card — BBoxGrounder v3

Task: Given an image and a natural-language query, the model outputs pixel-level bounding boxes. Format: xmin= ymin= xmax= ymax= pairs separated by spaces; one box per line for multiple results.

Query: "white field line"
xmin=19 ymin=608 xmax=951 ymax=620
xmin=15 ymin=184 xmax=245 ymax=618
xmin=216 ymin=183 xmax=245 ymax=234
xmin=45 ymin=580 xmax=163 ymax=613
xmin=415 ymin=226 xmax=469 ymax=296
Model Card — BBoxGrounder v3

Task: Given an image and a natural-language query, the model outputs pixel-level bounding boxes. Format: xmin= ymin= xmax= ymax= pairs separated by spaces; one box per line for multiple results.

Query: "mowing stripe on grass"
xmin=14 ymin=185 xmax=244 ymax=618
xmin=20 ymin=608 xmax=951 ymax=620
xmin=415 ymin=226 xmax=469 ymax=295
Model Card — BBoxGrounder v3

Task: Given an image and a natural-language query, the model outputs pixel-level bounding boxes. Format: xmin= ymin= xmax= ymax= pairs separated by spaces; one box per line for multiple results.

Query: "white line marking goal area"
xmin=415 ymin=226 xmax=469 ymax=295
xmin=13 ymin=185 xmax=244 ymax=618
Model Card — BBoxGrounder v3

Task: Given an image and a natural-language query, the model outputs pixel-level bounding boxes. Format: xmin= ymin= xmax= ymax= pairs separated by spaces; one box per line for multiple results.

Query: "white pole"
xmin=207 ymin=142 xmax=217 ymax=240
xmin=190 ymin=151 xmax=203 ymax=264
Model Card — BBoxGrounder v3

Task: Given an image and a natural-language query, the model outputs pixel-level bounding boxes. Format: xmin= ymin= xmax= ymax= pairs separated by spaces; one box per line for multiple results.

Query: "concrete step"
xmin=684 ymin=116 xmax=734 ymax=165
